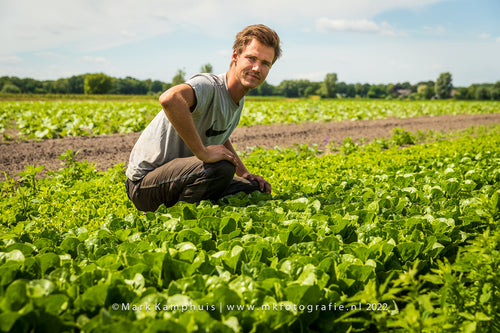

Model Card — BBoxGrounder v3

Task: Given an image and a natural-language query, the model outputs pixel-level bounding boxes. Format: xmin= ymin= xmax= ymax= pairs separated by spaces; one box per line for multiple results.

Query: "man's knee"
xmin=206 ymin=160 xmax=236 ymax=179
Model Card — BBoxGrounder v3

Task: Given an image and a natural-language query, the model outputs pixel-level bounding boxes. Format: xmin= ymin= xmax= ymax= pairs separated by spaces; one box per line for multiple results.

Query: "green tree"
xmin=150 ymin=80 xmax=166 ymax=94
xmin=355 ymin=83 xmax=370 ymax=98
xmin=68 ymin=75 xmax=85 ymax=94
xmin=251 ymin=80 xmax=275 ymax=96
xmin=491 ymin=81 xmax=500 ymax=100
xmin=367 ymin=84 xmax=386 ymax=99
xmin=417 ymin=84 xmax=435 ymax=99
xmin=112 ymin=77 xmax=148 ymax=95
xmin=320 ymin=73 xmax=337 ymax=98
xmin=172 ymin=69 xmax=186 ymax=86
xmin=53 ymin=78 xmax=69 ymax=94
xmin=452 ymin=87 xmax=470 ymax=100
xmin=20 ymin=78 xmax=43 ymax=93
xmin=475 ymin=86 xmax=491 ymax=100
xmin=435 ymin=72 xmax=453 ymax=99
xmin=84 ymin=73 xmax=113 ymax=94
xmin=345 ymin=84 xmax=356 ymax=98
xmin=278 ymin=80 xmax=300 ymax=97
xmin=278 ymin=79 xmax=315 ymax=98
xmin=335 ymin=82 xmax=347 ymax=97
xmin=200 ymin=63 xmax=213 ymax=73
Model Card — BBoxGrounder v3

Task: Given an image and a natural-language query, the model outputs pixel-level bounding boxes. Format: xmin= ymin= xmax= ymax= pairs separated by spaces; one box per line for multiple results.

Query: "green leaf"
xmin=2 ymin=279 xmax=29 ymax=311
xmin=220 ymin=217 xmax=237 ymax=234
xmin=0 ymin=312 xmax=23 ymax=333
xmin=27 ymin=279 xmax=55 ymax=298
xmin=33 ymin=294 xmax=69 ymax=315
xmin=0 ymin=262 xmax=22 ymax=287
xmin=75 ymin=284 xmax=109 ymax=313
xmin=344 ymin=264 xmax=374 ymax=283
xmin=396 ymin=241 xmax=423 ymax=262
xmin=222 ymin=245 xmax=246 ymax=274
xmin=296 ymin=264 xmax=330 ymax=289
xmin=0 ymin=249 xmax=25 ymax=263
xmin=284 ymin=284 xmax=321 ymax=305
xmin=36 ymin=252 xmax=60 ymax=277
xmin=443 ymin=178 xmax=460 ymax=196
xmin=212 ymin=285 xmax=242 ymax=315
xmin=177 ymin=228 xmax=212 ymax=245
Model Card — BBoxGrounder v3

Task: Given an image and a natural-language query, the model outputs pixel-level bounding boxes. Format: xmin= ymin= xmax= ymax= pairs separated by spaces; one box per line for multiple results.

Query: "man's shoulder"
xmin=187 ymin=73 xmax=225 ymax=88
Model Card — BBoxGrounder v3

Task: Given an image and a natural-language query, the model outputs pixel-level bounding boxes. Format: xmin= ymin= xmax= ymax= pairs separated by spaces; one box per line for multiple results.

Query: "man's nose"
xmin=252 ymin=61 xmax=261 ymax=73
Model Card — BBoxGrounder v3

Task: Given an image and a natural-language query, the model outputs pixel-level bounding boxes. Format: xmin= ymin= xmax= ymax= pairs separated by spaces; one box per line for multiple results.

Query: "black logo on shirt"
xmin=206 ymin=123 xmax=230 ymax=137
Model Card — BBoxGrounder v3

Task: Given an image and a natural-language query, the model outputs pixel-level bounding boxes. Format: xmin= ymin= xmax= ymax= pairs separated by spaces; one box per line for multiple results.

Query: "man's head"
xmin=232 ymin=24 xmax=282 ymax=66
xmin=228 ymin=24 xmax=281 ymax=93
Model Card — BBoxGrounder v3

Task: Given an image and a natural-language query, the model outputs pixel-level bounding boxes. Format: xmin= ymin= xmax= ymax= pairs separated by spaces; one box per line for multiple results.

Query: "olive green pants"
xmin=126 ymin=156 xmax=260 ymax=212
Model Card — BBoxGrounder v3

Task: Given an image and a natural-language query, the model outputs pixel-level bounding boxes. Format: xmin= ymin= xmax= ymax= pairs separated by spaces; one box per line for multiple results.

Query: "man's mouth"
xmin=247 ymin=73 xmax=260 ymax=81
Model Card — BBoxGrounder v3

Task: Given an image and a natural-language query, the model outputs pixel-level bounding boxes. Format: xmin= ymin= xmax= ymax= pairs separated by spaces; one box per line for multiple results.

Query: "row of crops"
xmin=1 ymin=99 xmax=499 ymax=140
xmin=0 ymin=99 xmax=499 ymax=332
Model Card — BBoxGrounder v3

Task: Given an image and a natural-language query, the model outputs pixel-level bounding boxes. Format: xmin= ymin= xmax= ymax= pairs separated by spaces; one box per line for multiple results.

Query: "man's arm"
xmin=159 ymin=84 xmax=237 ymax=165
xmin=224 ymin=139 xmax=271 ymax=193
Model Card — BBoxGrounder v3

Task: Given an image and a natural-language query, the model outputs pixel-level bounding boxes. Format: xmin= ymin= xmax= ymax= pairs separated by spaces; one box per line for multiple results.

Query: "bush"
xmin=84 ymin=73 xmax=113 ymax=94
xmin=1 ymin=83 xmax=21 ymax=93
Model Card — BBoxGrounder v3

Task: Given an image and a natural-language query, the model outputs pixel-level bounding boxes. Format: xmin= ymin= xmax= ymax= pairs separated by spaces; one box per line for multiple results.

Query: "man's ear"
xmin=231 ymin=49 xmax=238 ymax=65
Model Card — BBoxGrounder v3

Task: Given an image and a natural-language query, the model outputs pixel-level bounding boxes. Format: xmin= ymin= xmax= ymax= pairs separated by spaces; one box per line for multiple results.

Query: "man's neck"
xmin=226 ymin=68 xmax=249 ymax=104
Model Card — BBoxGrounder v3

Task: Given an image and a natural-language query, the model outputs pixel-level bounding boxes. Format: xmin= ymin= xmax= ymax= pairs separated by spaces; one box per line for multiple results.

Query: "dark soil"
xmin=1 ymin=113 xmax=499 ymax=178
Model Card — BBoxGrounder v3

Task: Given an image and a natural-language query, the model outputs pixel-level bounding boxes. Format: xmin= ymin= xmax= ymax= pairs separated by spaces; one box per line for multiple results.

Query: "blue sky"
xmin=1 ymin=0 xmax=499 ymax=86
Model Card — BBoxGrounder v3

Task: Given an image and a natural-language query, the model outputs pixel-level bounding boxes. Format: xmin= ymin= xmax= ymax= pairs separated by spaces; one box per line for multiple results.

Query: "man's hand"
xmin=241 ymin=172 xmax=271 ymax=194
xmin=197 ymin=145 xmax=238 ymax=166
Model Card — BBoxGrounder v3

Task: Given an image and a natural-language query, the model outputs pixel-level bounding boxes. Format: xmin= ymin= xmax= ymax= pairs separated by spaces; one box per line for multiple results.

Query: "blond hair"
xmin=233 ymin=24 xmax=282 ymax=65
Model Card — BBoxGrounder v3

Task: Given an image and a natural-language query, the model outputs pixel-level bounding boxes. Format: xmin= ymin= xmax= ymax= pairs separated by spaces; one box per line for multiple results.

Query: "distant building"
xmin=397 ymin=89 xmax=412 ymax=97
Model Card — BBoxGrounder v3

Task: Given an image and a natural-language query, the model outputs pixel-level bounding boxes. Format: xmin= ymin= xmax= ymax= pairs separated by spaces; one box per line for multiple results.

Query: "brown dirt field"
xmin=1 ymin=113 xmax=499 ymax=178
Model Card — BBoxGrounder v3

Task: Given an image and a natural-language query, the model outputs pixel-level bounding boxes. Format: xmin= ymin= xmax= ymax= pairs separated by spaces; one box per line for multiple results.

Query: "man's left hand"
xmin=242 ymin=173 xmax=271 ymax=194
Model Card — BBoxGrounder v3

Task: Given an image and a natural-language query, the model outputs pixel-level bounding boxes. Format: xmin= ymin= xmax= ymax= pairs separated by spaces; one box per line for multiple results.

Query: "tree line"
xmin=249 ymin=72 xmax=500 ymax=100
xmin=1 ymin=66 xmax=499 ymax=100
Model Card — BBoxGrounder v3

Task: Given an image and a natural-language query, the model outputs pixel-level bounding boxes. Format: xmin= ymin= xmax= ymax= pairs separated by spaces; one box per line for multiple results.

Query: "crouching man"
xmin=125 ymin=24 xmax=282 ymax=211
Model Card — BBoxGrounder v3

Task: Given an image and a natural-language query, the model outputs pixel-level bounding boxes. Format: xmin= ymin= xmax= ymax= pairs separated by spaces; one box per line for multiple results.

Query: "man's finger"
xmin=265 ymin=181 xmax=271 ymax=193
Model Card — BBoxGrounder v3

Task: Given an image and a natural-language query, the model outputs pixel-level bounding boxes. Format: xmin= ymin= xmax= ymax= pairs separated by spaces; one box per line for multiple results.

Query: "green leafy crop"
xmin=0 ymin=126 xmax=499 ymax=332
xmin=1 ymin=100 xmax=499 ymax=140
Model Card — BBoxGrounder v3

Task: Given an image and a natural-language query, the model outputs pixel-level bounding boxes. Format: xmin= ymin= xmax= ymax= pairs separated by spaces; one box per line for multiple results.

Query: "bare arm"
xmin=223 ymin=139 xmax=249 ymax=176
xmin=224 ymin=139 xmax=271 ymax=193
xmin=159 ymin=84 xmax=236 ymax=165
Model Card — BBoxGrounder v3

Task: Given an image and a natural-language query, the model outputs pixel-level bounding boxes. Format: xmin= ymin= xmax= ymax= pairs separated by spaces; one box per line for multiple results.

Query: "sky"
xmin=1 ymin=0 xmax=499 ymax=87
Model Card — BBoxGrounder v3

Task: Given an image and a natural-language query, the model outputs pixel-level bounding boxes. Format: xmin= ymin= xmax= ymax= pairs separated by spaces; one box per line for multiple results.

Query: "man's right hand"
xmin=197 ymin=145 xmax=238 ymax=166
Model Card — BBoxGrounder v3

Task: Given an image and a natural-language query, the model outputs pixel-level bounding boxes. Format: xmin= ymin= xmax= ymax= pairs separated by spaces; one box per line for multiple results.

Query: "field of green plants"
xmin=1 ymin=99 xmax=499 ymax=140
xmin=0 ymin=99 xmax=499 ymax=332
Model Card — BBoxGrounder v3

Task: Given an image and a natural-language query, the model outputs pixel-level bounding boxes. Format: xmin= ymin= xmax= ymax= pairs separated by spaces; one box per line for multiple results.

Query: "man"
xmin=125 ymin=24 xmax=282 ymax=212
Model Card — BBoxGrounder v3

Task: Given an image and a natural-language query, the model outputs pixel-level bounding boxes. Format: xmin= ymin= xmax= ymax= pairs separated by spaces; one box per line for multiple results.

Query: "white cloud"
xmin=0 ymin=55 xmax=23 ymax=64
xmin=316 ymin=18 xmax=404 ymax=36
xmin=82 ymin=56 xmax=110 ymax=64
xmin=10 ymin=0 xmax=499 ymax=86
xmin=477 ymin=33 xmax=491 ymax=39
xmin=1 ymin=0 xmax=445 ymax=56
xmin=290 ymin=71 xmax=328 ymax=81
xmin=34 ymin=51 xmax=62 ymax=58
xmin=120 ymin=30 xmax=137 ymax=39
xmin=278 ymin=37 xmax=500 ymax=86
xmin=217 ymin=49 xmax=232 ymax=57
xmin=422 ymin=25 xmax=447 ymax=35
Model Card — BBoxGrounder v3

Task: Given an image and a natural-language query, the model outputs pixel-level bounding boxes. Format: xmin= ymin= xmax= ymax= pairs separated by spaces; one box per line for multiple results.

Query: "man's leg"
xmin=221 ymin=176 xmax=261 ymax=197
xmin=126 ymin=156 xmax=258 ymax=212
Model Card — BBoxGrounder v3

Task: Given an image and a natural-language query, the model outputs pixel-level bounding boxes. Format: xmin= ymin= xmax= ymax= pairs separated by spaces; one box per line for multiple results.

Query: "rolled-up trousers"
xmin=125 ymin=156 xmax=260 ymax=212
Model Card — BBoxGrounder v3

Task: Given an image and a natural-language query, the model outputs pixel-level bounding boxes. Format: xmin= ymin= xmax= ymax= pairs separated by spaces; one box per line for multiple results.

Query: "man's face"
xmin=232 ymin=39 xmax=275 ymax=90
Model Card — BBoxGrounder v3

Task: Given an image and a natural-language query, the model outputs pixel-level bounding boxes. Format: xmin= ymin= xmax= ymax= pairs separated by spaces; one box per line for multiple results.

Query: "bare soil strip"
xmin=1 ymin=113 xmax=499 ymax=178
